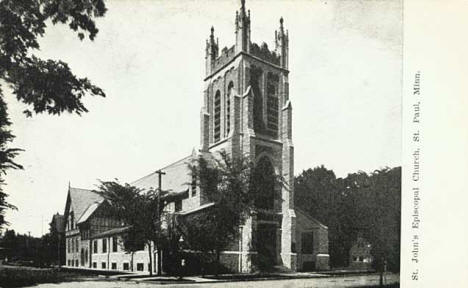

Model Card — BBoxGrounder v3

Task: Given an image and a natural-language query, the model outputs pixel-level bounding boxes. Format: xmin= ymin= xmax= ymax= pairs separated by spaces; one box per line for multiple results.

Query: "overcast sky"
xmin=3 ymin=0 xmax=401 ymax=236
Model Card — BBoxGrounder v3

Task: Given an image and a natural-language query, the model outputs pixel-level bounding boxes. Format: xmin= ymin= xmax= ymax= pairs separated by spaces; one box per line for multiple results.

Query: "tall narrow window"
xmin=102 ymin=238 xmax=107 ymax=253
xmin=226 ymin=82 xmax=234 ymax=136
xmin=70 ymin=212 xmax=74 ymax=230
xmin=302 ymin=232 xmax=314 ymax=254
xmin=175 ymin=199 xmax=182 ymax=212
xmin=214 ymin=90 xmax=221 ymax=142
xmin=250 ymin=67 xmax=264 ymax=133
xmin=191 ymin=175 xmax=197 ymax=197
xmin=93 ymin=240 xmax=98 ymax=254
xmin=112 ymin=237 xmax=118 ymax=252
xmin=267 ymin=73 xmax=279 ymax=138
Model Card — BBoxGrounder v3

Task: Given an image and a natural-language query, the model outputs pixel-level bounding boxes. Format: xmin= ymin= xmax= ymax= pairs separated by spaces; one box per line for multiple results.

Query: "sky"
xmin=3 ymin=0 xmax=402 ymax=237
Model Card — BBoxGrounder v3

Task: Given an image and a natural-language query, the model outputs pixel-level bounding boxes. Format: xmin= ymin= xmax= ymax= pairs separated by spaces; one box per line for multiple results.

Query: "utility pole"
xmin=155 ymin=169 xmax=166 ymax=276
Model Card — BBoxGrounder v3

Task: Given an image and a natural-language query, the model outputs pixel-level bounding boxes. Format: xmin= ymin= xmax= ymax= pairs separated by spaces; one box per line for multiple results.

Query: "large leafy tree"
xmin=96 ymin=181 xmax=169 ymax=276
xmin=0 ymin=0 xmax=107 ymax=228
xmin=294 ymin=165 xmax=401 ymax=274
xmin=179 ymin=151 xmax=282 ymax=274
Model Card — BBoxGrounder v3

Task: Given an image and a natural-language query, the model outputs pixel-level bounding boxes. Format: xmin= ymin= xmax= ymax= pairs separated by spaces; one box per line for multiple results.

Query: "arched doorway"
xmin=252 ymin=156 xmax=278 ymax=270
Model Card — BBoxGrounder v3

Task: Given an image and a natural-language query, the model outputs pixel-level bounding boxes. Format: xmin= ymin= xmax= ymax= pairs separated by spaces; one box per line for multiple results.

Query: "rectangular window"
xmin=101 ymin=262 xmax=106 ymax=269
xmin=301 ymin=232 xmax=314 ymax=254
xmin=93 ymin=240 xmax=98 ymax=254
xmin=92 ymin=262 xmax=97 ymax=268
xmin=76 ymin=238 xmax=79 ymax=252
xmin=136 ymin=263 xmax=144 ymax=271
xmin=102 ymin=238 xmax=107 ymax=253
xmin=75 ymin=259 xmax=79 ymax=267
xmin=112 ymin=237 xmax=118 ymax=252
xmin=175 ymin=200 xmax=182 ymax=212
xmin=111 ymin=262 xmax=117 ymax=270
xmin=123 ymin=262 xmax=129 ymax=271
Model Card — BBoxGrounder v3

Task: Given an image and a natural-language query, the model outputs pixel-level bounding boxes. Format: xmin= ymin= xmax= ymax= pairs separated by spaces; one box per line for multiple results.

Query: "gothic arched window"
xmin=250 ymin=67 xmax=264 ymax=133
xmin=252 ymin=156 xmax=276 ymax=210
xmin=226 ymin=81 xmax=234 ymax=136
xmin=214 ymin=90 xmax=221 ymax=142
xmin=267 ymin=73 xmax=279 ymax=138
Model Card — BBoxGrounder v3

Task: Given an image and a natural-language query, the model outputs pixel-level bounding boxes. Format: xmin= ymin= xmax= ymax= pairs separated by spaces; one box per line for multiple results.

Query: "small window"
xmin=93 ymin=240 xmax=98 ymax=254
xmin=175 ymin=200 xmax=182 ymax=212
xmin=137 ymin=263 xmax=144 ymax=271
xmin=112 ymin=237 xmax=118 ymax=252
xmin=301 ymin=232 xmax=314 ymax=254
xmin=123 ymin=262 xmax=129 ymax=271
xmin=102 ymin=238 xmax=107 ymax=253
xmin=101 ymin=262 xmax=106 ymax=269
xmin=111 ymin=262 xmax=117 ymax=270
xmin=75 ymin=259 xmax=79 ymax=267
xmin=92 ymin=262 xmax=97 ymax=268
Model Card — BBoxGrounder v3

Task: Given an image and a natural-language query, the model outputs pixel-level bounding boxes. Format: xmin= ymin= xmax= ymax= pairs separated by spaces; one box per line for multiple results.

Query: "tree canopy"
xmin=295 ymin=166 xmax=401 ymax=272
xmin=178 ymin=151 xmax=283 ymax=273
xmin=95 ymin=180 xmax=163 ymax=275
xmin=0 ymin=0 xmax=107 ymax=229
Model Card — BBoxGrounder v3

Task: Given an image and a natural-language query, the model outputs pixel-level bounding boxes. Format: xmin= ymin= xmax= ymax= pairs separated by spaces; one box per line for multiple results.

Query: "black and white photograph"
xmin=0 ymin=0 xmax=466 ymax=287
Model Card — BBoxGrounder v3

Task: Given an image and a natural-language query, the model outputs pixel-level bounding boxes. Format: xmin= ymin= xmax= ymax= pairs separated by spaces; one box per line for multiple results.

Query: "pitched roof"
xmin=131 ymin=155 xmax=192 ymax=193
xmin=77 ymin=200 xmax=104 ymax=224
xmin=68 ymin=187 xmax=104 ymax=221
xmin=296 ymin=207 xmax=328 ymax=230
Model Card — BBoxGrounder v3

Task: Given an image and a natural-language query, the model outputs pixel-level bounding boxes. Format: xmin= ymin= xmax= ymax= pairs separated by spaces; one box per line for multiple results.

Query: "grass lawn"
xmin=0 ymin=266 xmax=87 ymax=288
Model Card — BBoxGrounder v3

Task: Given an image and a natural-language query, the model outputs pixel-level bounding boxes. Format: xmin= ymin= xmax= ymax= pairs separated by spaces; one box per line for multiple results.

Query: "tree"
xmin=179 ymin=151 xmax=281 ymax=274
xmin=364 ymin=167 xmax=401 ymax=285
xmin=295 ymin=165 xmax=337 ymax=226
xmin=0 ymin=0 xmax=107 ymax=229
xmin=293 ymin=165 xmax=401 ymax=273
xmin=95 ymin=181 xmax=168 ymax=276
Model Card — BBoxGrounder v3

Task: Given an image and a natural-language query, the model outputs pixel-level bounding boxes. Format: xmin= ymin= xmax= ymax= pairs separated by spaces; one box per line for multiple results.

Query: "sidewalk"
xmin=110 ymin=271 xmax=334 ymax=284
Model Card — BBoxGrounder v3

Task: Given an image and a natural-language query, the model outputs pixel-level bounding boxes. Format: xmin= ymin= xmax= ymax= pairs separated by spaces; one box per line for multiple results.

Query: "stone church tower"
xmin=200 ymin=0 xmax=297 ymax=271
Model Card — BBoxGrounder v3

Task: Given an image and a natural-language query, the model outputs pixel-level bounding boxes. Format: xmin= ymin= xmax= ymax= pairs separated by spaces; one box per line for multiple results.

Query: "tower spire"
xmin=205 ymin=26 xmax=219 ymax=76
xmin=235 ymin=0 xmax=250 ymax=53
xmin=275 ymin=16 xmax=288 ymax=69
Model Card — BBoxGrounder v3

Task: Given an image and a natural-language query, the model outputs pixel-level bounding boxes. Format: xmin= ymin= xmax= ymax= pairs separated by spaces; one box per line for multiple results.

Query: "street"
xmin=33 ymin=273 xmax=399 ymax=288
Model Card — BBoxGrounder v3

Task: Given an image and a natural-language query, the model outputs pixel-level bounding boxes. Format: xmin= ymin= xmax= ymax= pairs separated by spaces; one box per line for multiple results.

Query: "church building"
xmin=63 ymin=0 xmax=329 ymax=273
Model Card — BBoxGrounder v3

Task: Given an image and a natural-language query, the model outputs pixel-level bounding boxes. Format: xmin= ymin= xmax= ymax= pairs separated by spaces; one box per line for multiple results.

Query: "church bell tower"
xmin=200 ymin=0 xmax=296 ymax=271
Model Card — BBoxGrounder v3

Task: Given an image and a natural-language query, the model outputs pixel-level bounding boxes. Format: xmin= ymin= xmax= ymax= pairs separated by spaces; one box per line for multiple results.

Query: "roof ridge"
xmin=130 ymin=154 xmax=191 ymax=185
